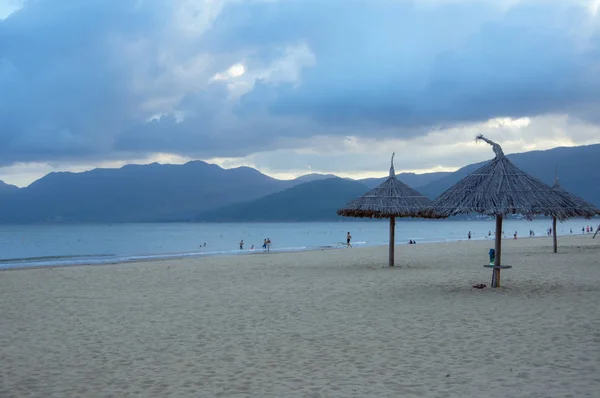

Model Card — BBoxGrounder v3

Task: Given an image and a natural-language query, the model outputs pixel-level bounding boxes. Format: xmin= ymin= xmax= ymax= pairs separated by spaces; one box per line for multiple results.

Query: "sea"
xmin=0 ymin=219 xmax=597 ymax=270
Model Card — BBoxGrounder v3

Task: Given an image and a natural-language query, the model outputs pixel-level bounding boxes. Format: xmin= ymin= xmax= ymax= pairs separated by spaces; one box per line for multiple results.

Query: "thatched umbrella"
xmin=426 ymin=135 xmax=598 ymax=287
xmin=552 ymin=168 xmax=600 ymax=252
xmin=337 ymin=153 xmax=432 ymax=267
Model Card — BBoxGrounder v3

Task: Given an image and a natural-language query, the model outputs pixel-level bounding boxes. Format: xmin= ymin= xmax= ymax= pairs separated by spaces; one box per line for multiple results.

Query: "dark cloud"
xmin=0 ymin=0 xmax=171 ymax=165
xmin=0 ymin=0 xmax=599 ymax=167
xmin=233 ymin=1 xmax=600 ymax=127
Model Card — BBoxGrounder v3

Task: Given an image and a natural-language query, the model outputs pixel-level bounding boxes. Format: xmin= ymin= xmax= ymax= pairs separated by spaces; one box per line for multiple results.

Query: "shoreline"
xmin=2 ymin=219 xmax=597 ymax=271
xmin=1 ymin=216 xmax=597 ymax=225
xmin=2 ymin=233 xmax=597 ymax=272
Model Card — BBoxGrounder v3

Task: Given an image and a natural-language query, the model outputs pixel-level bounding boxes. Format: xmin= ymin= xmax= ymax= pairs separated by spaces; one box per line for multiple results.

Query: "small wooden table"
xmin=483 ymin=265 xmax=513 ymax=288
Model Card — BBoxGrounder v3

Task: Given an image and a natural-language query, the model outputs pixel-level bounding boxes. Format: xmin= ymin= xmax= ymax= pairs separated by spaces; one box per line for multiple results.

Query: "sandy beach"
xmin=1 ymin=235 xmax=599 ymax=397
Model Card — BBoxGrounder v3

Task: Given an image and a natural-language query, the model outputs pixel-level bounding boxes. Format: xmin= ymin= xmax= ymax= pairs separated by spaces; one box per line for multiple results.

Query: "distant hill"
xmin=198 ymin=178 xmax=370 ymax=222
xmin=419 ymin=144 xmax=600 ymax=206
xmin=288 ymin=172 xmax=451 ymax=189
xmin=359 ymin=172 xmax=451 ymax=189
xmin=0 ymin=181 xmax=18 ymax=193
xmin=291 ymin=173 xmax=339 ymax=184
xmin=205 ymin=144 xmax=600 ymax=222
xmin=0 ymin=162 xmax=448 ymax=223
xmin=0 ymin=143 xmax=598 ymax=223
xmin=0 ymin=161 xmax=295 ymax=223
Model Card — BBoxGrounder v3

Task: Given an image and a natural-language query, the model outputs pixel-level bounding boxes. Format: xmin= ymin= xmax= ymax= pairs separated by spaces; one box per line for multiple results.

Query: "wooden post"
xmin=493 ymin=215 xmax=503 ymax=288
xmin=552 ymin=216 xmax=558 ymax=253
xmin=594 ymin=226 xmax=599 ymax=239
xmin=389 ymin=216 xmax=395 ymax=267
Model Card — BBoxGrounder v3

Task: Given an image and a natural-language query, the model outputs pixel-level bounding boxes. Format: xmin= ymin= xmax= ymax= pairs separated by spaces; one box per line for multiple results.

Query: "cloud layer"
xmin=1 ymin=0 xmax=600 ymax=182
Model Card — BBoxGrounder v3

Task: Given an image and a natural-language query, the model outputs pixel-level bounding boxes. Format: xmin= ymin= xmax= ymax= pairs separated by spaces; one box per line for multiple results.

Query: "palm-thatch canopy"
xmin=426 ymin=135 xmax=599 ymax=288
xmin=550 ymin=169 xmax=600 ymax=252
xmin=337 ymin=153 xmax=432 ymax=219
xmin=426 ymin=135 xmax=598 ymax=221
xmin=337 ymin=153 xmax=432 ymax=267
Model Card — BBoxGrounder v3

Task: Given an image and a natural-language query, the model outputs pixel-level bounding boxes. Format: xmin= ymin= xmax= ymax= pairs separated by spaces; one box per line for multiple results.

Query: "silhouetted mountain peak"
xmin=293 ymin=173 xmax=339 ymax=183
xmin=419 ymin=143 xmax=600 ymax=205
xmin=0 ymin=180 xmax=19 ymax=192
xmin=183 ymin=160 xmax=214 ymax=168
xmin=198 ymin=177 xmax=369 ymax=222
xmin=1 ymin=159 xmax=286 ymax=223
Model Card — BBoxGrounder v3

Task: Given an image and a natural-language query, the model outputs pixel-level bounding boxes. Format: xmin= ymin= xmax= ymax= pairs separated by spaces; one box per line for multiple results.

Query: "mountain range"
xmin=200 ymin=178 xmax=372 ymax=222
xmin=0 ymin=144 xmax=598 ymax=223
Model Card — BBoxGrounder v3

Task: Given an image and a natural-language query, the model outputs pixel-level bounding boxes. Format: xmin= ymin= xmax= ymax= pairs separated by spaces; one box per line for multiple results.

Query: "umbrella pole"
xmin=492 ymin=215 xmax=503 ymax=288
xmin=389 ymin=216 xmax=395 ymax=267
xmin=552 ymin=216 xmax=558 ymax=253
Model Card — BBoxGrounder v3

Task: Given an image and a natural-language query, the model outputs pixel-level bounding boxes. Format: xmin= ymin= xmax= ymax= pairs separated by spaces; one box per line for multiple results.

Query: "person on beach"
xmin=514 ymin=231 xmax=517 ymax=240
xmin=262 ymin=239 xmax=267 ymax=250
xmin=346 ymin=232 xmax=352 ymax=248
xmin=570 ymin=228 xmax=572 ymax=234
xmin=239 ymin=240 xmax=244 ymax=250
xmin=468 ymin=231 xmax=471 ymax=240
xmin=266 ymin=238 xmax=271 ymax=252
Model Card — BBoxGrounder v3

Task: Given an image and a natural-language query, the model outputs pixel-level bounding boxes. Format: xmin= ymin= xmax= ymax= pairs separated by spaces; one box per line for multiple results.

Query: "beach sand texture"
xmin=1 ymin=235 xmax=600 ymax=397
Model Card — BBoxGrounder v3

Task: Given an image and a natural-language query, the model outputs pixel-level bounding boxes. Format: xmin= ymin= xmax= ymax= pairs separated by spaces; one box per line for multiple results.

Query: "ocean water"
xmin=0 ymin=219 xmax=597 ymax=269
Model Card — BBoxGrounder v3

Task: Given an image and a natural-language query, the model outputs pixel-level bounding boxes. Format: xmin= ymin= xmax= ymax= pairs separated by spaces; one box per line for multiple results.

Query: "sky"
xmin=1 ymin=0 xmax=600 ymax=187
